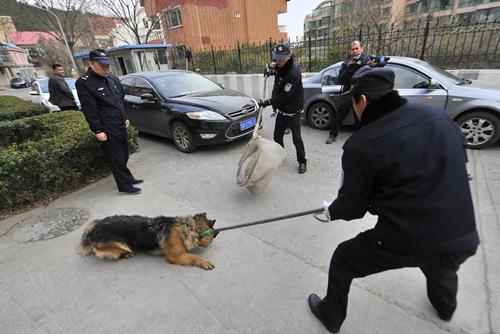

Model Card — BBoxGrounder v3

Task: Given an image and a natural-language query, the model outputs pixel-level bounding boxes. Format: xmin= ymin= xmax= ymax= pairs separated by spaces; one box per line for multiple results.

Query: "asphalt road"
xmin=0 ymin=111 xmax=499 ymax=333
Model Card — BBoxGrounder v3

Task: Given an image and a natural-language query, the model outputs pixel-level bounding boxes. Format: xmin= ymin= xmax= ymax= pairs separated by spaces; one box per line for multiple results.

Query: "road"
xmin=0 ymin=111 xmax=498 ymax=334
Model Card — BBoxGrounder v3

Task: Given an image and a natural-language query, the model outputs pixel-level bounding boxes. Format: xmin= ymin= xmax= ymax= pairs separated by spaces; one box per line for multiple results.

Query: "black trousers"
xmin=274 ymin=112 xmax=306 ymax=164
xmin=59 ymin=105 xmax=76 ymax=111
xmin=329 ymin=94 xmax=352 ymax=137
xmin=102 ymin=130 xmax=135 ymax=191
xmin=318 ymin=231 xmax=477 ymax=330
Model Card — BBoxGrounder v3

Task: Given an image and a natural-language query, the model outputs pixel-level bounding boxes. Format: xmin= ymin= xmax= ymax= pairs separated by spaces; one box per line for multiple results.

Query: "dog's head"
xmin=193 ymin=212 xmax=216 ymax=248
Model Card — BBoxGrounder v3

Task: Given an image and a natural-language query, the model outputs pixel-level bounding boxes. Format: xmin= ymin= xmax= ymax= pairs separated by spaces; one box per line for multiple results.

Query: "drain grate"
xmin=11 ymin=207 xmax=89 ymax=243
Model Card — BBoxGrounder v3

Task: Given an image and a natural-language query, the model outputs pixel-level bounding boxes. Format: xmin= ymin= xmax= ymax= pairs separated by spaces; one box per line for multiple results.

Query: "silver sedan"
xmin=303 ymin=56 xmax=500 ymax=149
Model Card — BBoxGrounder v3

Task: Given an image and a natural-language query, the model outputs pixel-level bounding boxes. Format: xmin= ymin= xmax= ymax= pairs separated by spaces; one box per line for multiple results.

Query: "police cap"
xmin=89 ymin=48 xmax=112 ymax=65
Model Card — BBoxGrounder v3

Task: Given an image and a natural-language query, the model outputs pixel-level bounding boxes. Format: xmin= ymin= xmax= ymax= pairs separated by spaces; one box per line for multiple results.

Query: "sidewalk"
xmin=0 ymin=119 xmax=498 ymax=333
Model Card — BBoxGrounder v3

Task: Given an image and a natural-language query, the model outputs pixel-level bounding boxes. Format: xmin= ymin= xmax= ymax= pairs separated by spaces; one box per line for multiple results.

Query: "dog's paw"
xmin=122 ymin=252 xmax=135 ymax=259
xmin=200 ymin=260 xmax=215 ymax=270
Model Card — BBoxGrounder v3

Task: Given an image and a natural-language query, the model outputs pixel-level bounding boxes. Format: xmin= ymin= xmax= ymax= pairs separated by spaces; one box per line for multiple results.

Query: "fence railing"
xmin=181 ymin=18 xmax=499 ymax=74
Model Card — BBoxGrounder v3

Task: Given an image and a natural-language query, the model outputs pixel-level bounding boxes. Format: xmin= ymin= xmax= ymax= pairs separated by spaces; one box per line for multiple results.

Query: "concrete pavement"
xmin=0 ymin=113 xmax=498 ymax=334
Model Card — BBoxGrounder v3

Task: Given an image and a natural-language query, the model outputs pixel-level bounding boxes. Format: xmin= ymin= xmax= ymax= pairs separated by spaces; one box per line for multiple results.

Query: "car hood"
xmin=449 ymin=80 xmax=500 ymax=100
xmin=169 ymin=89 xmax=256 ymax=114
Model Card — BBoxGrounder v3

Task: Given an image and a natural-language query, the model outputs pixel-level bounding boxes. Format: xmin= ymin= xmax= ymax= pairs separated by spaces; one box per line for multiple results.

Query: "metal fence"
xmin=184 ymin=18 xmax=499 ymax=74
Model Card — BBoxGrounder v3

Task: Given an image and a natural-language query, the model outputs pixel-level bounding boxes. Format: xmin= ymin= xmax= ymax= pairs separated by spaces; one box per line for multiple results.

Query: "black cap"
xmin=272 ymin=43 xmax=291 ymax=62
xmin=343 ymin=66 xmax=395 ymax=96
xmin=88 ymin=48 xmax=112 ymax=65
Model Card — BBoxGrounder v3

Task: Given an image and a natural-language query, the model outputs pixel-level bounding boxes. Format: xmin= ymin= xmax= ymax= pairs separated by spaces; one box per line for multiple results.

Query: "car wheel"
xmin=456 ymin=111 xmax=500 ymax=149
xmin=308 ymin=101 xmax=334 ymax=130
xmin=171 ymin=121 xmax=197 ymax=153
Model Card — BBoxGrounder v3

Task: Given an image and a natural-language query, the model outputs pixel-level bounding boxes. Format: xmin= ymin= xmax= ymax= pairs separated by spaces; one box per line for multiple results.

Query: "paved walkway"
xmin=1 ymin=114 xmax=498 ymax=334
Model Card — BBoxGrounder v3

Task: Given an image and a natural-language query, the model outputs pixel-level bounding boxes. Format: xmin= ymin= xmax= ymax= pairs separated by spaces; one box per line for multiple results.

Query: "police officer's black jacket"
xmin=76 ymin=69 xmax=127 ymax=136
xmin=269 ymin=58 xmax=304 ymax=114
xmin=338 ymin=53 xmax=370 ymax=92
xmin=328 ymin=91 xmax=479 ymax=254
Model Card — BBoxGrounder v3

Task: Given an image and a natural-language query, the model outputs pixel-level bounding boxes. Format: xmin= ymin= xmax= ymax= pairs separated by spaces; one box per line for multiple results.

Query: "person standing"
xmin=76 ymin=49 xmax=142 ymax=195
xmin=259 ymin=43 xmax=307 ymax=174
xmin=48 ymin=63 xmax=77 ymax=111
xmin=309 ymin=67 xmax=479 ymax=332
xmin=326 ymin=41 xmax=370 ymax=144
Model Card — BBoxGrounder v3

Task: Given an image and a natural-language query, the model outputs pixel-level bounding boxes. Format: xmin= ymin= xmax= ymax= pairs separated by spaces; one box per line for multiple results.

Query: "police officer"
xmin=76 ymin=49 xmax=142 ymax=194
xmin=308 ymin=67 xmax=479 ymax=332
xmin=326 ymin=41 xmax=370 ymax=144
xmin=259 ymin=43 xmax=307 ymax=174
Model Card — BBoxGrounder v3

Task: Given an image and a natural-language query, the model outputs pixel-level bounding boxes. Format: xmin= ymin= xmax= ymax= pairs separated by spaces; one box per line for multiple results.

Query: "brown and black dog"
xmin=77 ymin=213 xmax=216 ymax=270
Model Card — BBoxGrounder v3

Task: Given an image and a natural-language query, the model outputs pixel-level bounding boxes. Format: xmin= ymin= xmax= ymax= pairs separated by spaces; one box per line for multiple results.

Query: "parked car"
xmin=10 ymin=77 xmax=30 ymax=88
xmin=303 ymin=56 xmax=500 ymax=149
xmin=29 ymin=78 xmax=80 ymax=112
xmin=121 ymin=70 xmax=259 ymax=153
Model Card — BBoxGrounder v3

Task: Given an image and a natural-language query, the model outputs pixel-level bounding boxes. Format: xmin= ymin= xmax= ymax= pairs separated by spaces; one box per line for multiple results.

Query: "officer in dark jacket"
xmin=259 ymin=43 xmax=307 ymax=174
xmin=308 ymin=67 xmax=479 ymax=333
xmin=76 ymin=49 xmax=142 ymax=194
xmin=48 ymin=63 xmax=77 ymax=111
xmin=326 ymin=41 xmax=370 ymax=144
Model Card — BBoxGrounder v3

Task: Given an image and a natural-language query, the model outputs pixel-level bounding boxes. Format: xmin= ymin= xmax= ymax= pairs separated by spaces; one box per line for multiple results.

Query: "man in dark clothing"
xmin=308 ymin=67 xmax=479 ymax=333
xmin=259 ymin=43 xmax=307 ymax=174
xmin=48 ymin=63 xmax=77 ymax=111
xmin=76 ymin=49 xmax=142 ymax=195
xmin=326 ymin=41 xmax=370 ymax=144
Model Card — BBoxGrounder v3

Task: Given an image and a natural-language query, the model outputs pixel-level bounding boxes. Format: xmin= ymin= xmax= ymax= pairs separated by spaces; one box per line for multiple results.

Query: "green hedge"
xmin=0 ymin=114 xmax=58 ymax=147
xmin=0 ymin=111 xmax=138 ymax=210
xmin=0 ymin=96 xmax=49 ymax=121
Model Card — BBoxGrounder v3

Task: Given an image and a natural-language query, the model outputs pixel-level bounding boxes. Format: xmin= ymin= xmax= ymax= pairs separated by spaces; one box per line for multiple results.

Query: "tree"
xmin=96 ymin=0 xmax=162 ymax=45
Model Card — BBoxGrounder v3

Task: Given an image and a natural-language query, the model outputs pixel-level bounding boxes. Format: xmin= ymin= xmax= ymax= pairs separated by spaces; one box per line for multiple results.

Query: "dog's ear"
xmin=202 ymin=212 xmax=207 ymax=217
xmin=208 ymin=219 xmax=215 ymax=228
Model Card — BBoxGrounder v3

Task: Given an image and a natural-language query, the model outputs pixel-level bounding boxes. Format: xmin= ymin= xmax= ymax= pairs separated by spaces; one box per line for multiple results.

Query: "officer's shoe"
xmin=131 ymin=179 xmax=144 ymax=184
xmin=298 ymin=162 xmax=307 ymax=174
xmin=308 ymin=294 xmax=340 ymax=333
xmin=119 ymin=187 xmax=141 ymax=195
xmin=326 ymin=134 xmax=337 ymax=144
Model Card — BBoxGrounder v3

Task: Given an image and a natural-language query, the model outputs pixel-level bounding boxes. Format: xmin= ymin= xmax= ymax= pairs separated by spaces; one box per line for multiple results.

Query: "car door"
xmin=122 ymin=77 xmax=140 ymax=127
xmin=386 ymin=64 xmax=447 ymax=109
xmin=132 ymin=78 xmax=167 ymax=134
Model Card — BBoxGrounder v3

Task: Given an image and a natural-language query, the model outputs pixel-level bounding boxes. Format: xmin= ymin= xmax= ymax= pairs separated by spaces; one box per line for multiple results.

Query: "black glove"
xmin=259 ymin=99 xmax=271 ymax=108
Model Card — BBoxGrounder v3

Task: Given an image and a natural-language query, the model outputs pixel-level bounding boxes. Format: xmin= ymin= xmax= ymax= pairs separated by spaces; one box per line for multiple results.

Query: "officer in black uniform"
xmin=308 ymin=67 xmax=479 ymax=333
xmin=259 ymin=43 xmax=307 ymax=174
xmin=76 ymin=49 xmax=142 ymax=194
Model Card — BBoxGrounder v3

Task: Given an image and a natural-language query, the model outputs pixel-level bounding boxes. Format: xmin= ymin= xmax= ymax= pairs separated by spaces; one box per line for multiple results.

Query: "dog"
xmin=77 ymin=213 xmax=216 ymax=270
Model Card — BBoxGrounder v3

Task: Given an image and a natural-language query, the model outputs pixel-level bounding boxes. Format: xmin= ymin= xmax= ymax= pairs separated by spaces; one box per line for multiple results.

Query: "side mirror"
xmin=140 ymin=93 xmax=156 ymax=102
xmin=322 ymin=86 xmax=342 ymax=94
xmin=429 ymin=79 xmax=441 ymax=89
xmin=29 ymin=91 xmax=40 ymax=96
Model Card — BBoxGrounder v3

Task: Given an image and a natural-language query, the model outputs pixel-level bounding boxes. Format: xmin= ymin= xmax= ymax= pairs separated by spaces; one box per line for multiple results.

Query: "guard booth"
xmin=74 ymin=44 xmax=187 ymax=76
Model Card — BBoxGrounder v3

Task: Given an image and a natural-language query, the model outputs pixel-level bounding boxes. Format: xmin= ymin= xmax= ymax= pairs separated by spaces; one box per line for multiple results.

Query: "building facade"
xmin=0 ymin=41 xmax=35 ymax=87
xmin=141 ymin=0 xmax=290 ymax=51
xmin=111 ymin=8 xmax=165 ymax=47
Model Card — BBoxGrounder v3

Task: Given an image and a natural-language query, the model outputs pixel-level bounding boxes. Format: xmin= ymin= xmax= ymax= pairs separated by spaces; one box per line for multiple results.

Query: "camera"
xmin=348 ymin=56 xmax=363 ymax=69
xmin=369 ymin=55 xmax=390 ymax=67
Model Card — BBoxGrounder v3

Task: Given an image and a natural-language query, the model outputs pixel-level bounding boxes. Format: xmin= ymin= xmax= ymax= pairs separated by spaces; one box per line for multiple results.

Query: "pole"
xmin=34 ymin=5 xmax=79 ymax=75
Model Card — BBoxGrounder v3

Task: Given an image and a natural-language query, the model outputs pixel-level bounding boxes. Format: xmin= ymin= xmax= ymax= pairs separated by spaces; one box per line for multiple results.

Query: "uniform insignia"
xmin=81 ymin=75 xmax=89 ymax=81
xmin=278 ymin=46 xmax=282 ymax=51
xmin=284 ymin=83 xmax=293 ymax=92
xmin=98 ymin=87 xmax=104 ymax=91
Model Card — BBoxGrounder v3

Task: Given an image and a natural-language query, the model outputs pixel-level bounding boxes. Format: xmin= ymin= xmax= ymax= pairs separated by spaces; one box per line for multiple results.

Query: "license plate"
xmin=240 ymin=117 xmax=256 ymax=131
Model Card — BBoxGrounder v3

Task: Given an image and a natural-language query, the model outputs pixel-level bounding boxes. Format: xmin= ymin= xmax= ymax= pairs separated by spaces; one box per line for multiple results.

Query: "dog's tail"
xmin=77 ymin=221 xmax=97 ymax=256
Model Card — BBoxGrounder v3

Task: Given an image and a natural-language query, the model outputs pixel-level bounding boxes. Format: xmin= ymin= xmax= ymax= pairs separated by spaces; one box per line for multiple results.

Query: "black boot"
xmin=298 ymin=162 xmax=307 ymax=174
xmin=308 ymin=294 xmax=340 ymax=333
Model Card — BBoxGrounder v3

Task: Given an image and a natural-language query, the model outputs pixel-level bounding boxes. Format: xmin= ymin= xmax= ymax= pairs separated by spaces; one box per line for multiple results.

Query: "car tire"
xmin=308 ymin=101 xmax=334 ymax=130
xmin=456 ymin=111 xmax=500 ymax=149
xmin=171 ymin=121 xmax=197 ymax=153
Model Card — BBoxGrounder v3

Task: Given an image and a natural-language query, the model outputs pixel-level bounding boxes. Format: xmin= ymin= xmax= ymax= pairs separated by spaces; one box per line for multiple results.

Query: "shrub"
xmin=0 ymin=114 xmax=58 ymax=147
xmin=0 ymin=96 xmax=49 ymax=121
xmin=0 ymin=111 xmax=138 ymax=210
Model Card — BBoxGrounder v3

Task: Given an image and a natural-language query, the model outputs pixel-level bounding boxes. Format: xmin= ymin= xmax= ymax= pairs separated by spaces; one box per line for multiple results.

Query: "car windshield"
xmin=38 ymin=78 xmax=76 ymax=93
xmin=419 ymin=61 xmax=464 ymax=85
xmin=12 ymin=78 xmax=23 ymax=82
xmin=152 ymin=72 xmax=223 ymax=98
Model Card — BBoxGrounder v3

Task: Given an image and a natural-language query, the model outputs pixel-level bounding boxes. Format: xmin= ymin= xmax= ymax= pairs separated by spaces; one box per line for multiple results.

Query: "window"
xmin=165 ymin=7 xmax=182 ymax=28
xmin=133 ymin=78 xmax=155 ymax=97
xmin=386 ymin=65 xmax=430 ymax=89
xmin=321 ymin=67 xmax=340 ymax=86
xmin=121 ymin=77 xmax=135 ymax=95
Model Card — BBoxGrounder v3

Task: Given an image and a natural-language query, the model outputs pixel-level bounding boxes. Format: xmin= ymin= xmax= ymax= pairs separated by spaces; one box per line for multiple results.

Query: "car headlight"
xmin=186 ymin=111 xmax=226 ymax=120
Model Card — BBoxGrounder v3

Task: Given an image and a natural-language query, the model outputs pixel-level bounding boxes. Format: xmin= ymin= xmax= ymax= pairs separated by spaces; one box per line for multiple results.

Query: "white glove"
xmin=323 ymin=200 xmax=333 ymax=221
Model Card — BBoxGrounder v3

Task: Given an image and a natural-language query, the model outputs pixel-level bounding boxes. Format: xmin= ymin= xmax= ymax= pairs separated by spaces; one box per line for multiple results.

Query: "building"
xmin=7 ymin=31 xmax=55 ymax=67
xmin=141 ymin=0 xmax=290 ymax=51
xmin=0 ymin=41 xmax=35 ymax=87
xmin=111 ymin=8 xmax=165 ymax=47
